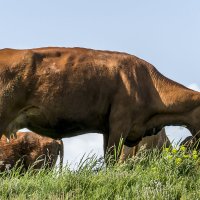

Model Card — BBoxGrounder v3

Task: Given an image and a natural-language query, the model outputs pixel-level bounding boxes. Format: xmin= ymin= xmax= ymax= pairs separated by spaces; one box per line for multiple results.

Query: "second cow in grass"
xmin=0 ymin=132 xmax=63 ymax=172
xmin=120 ymin=129 xmax=170 ymax=162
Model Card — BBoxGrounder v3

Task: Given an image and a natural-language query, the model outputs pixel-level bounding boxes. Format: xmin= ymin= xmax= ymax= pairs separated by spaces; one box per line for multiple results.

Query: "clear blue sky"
xmin=1 ymin=0 xmax=200 ymax=85
xmin=1 ymin=1 xmax=200 ymax=166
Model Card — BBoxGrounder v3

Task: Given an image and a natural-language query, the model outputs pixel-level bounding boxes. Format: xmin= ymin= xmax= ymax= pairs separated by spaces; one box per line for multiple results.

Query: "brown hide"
xmin=120 ymin=129 xmax=170 ymax=162
xmin=0 ymin=132 xmax=63 ymax=172
xmin=1 ymin=47 xmax=200 ymax=159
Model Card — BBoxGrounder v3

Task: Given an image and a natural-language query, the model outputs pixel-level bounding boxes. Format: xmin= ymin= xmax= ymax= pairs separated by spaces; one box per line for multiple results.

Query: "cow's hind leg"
xmin=5 ymin=113 xmax=28 ymax=139
xmin=5 ymin=106 xmax=58 ymax=139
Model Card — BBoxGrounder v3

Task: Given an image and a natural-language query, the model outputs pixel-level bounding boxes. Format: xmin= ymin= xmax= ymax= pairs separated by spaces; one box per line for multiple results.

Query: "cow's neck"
xmin=146 ymin=66 xmax=200 ymax=134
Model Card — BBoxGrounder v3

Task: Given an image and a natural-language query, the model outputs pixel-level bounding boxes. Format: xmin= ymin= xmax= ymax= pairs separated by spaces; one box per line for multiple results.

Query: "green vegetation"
xmin=0 ymin=147 xmax=199 ymax=200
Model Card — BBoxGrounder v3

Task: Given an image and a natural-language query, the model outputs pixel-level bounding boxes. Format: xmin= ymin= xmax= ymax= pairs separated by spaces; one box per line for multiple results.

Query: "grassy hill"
xmin=0 ymin=147 xmax=199 ymax=200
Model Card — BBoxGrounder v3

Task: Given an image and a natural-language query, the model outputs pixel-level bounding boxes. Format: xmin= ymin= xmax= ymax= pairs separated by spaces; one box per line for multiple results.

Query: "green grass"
xmin=0 ymin=147 xmax=199 ymax=200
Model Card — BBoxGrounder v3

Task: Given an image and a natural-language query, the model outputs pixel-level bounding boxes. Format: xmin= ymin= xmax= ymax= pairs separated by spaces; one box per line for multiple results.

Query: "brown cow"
xmin=0 ymin=132 xmax=63 ymax=172
xmin=1 ymin=47 xmax=200 ymax=160
xmin=120 ymin=128 xmax=170 ymax=162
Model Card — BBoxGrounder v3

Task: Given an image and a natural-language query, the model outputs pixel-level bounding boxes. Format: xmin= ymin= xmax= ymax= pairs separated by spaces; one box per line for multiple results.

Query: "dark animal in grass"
xmin=0 ymin=132 xmax=63 ymax=172
xmin=120 ymin=128 xmax=170 ymax=162
xmin=180 ymin=136 xmax=199 ymax=150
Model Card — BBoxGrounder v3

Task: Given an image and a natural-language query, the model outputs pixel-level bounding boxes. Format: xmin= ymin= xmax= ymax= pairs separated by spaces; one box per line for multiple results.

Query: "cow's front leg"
xmin=106 ymin=125 xmax=129 ymax=164
xmin=106 ymin=113 xmax=133 ymax=163
xmin=107 ymin=108 xmax=145 ymax=163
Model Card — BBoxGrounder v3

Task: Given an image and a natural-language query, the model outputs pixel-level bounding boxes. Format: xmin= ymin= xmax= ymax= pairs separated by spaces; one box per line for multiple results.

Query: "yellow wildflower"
xmin=180 ymin=146 xmax=186 ymax=152
xmin=167 ymin=155 xmax=173 ymax=159
xmin=175 ymin=158 xmax=182 ymax=164
xmin=192 ymin=150 xmax=198 ymax=155
xmin=193 ymin=155 xmax=198 ymax=160
xmin=172 ymin=148 xmax=178 ymax=154
xmin=183 ymin=154 xmax=189 ymax=159
xmin=164 ymin=148 xmax=170 ymax=152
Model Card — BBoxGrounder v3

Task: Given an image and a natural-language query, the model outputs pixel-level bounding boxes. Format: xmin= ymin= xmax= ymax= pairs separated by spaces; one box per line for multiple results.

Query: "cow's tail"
xmin=59 ymin=139 xmax=64 ymax=172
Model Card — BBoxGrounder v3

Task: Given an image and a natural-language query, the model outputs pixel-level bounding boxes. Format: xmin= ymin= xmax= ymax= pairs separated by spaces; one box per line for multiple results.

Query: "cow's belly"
xmin=27 ymin=119 xmax=104 ymax=139
xmin=23 ymin=106 xmax=107 ymax=139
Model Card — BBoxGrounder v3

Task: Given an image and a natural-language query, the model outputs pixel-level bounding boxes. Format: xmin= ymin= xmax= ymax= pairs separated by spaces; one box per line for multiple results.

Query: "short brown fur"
xmin=1 ymin=47 xmax=200 ymax=158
